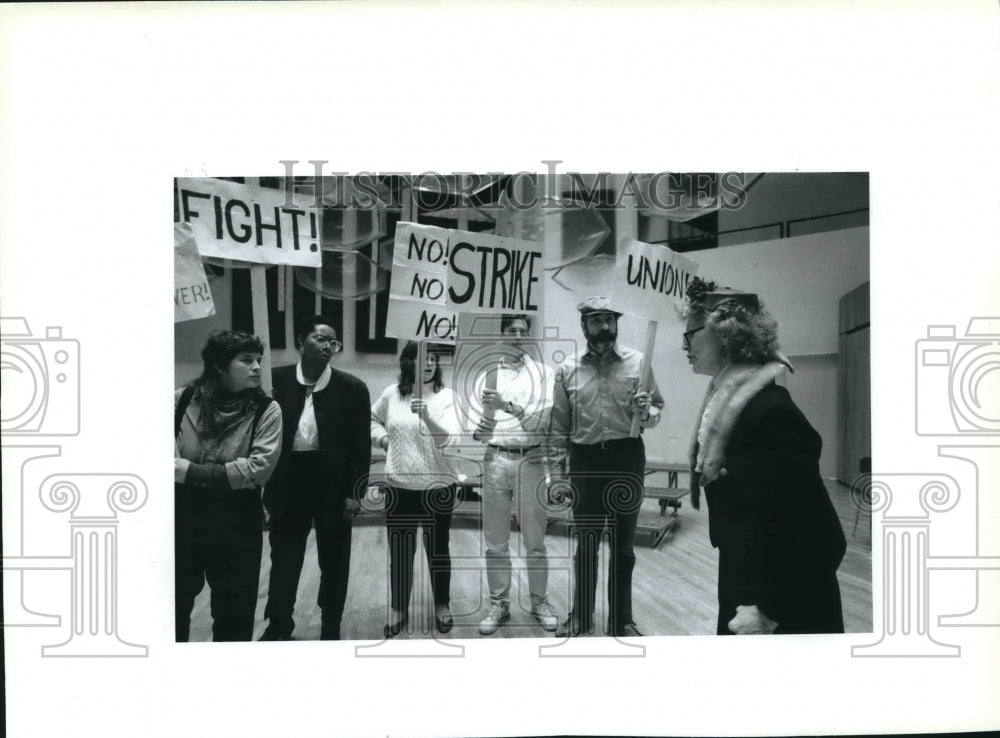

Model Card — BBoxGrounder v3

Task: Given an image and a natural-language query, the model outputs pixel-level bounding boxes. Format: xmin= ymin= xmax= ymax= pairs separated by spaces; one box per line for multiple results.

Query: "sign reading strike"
xmin=386 ymin=223 xmax=544 ymax=343
xmin=176 ymin=178 xmax=322 ymax=267
xmin=614 ymin=236 xmax=699 ymax=318
xmin=446 ymin=231 xmax=543 ymax=314
xmin=174 ymin=222 xmax=216 ymax=323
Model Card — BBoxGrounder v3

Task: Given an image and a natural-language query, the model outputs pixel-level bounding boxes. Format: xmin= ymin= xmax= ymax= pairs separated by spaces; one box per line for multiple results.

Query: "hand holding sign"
xmin=612 ymin=236 xmax=699 ymax=437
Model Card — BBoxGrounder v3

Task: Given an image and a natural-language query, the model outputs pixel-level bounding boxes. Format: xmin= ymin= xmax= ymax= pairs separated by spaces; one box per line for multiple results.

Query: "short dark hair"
xmin=500 ymin=313 xmax=531 ymax=333
xmin=295 ymin=314 xmax=337 ymax=345
xmin=198 ymin=330 xmax=263 ymax=384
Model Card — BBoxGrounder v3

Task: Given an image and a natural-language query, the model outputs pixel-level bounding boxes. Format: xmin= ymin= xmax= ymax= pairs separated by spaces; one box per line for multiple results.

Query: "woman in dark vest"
xmin=174 ymin=330 xmax=282 ymax=641
xmin=682 ymin=278 xmax=846 ymax=635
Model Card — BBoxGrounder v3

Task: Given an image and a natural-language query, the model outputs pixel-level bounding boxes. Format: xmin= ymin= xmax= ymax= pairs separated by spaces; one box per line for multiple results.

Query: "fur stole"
xmin=688 ymin=361 xmax=791 ymax=495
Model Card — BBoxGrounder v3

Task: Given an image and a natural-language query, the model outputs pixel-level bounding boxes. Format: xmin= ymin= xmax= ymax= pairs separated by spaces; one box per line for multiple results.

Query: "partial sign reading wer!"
xmin=177 ymin=178 xmax=323 ymax=267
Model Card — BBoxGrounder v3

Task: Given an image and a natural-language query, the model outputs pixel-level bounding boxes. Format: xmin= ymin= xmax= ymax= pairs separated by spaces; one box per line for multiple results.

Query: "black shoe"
xmin=383 ymin=615 xmax=407 ymax=639
xmin=555 ymin=612 xmax=594 ymax=638
xmin=258 ymin=626 xmax=293 ymax=641
xmin=435 ymin=607 xmax=454 ymax=634
xmin=607 ymin=621 xmax=644 ymax=638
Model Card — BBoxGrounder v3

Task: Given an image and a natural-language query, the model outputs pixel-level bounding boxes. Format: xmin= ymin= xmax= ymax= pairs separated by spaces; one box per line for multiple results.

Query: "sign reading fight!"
xmin=614 ymin=235 xmax=699 ymax=318
xmin=386 ymin=222 xmax=458 ymax=343
xmin=174 ymin=222 xmax=216 ymax=323
xmin=176 ymin=178 xmax=323 ymax=267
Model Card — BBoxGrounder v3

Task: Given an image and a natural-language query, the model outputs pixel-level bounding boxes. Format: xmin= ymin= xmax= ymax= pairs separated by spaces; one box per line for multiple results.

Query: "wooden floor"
xmin=188 ymin=479 xmax=873 ymax=641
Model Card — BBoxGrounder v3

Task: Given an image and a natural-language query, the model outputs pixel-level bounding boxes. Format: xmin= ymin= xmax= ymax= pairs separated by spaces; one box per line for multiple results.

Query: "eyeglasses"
xmin=313 ymin=336 xmax=343 ymax=352
xmin=682 ymin=326 xmax=705 ymax=350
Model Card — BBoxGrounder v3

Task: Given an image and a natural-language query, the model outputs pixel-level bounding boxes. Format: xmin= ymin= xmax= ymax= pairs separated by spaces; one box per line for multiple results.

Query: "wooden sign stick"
xmin=629 ymin=319 xmax=657 ymax=438
xmin=250 ymin=264 xmax=273 ymax=397
xmin=415 ymin=340 xmax=425 ymax=402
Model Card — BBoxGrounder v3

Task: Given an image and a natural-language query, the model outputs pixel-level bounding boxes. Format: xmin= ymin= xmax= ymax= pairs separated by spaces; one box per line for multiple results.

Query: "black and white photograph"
xmin=2 ymin=2 xmax=998 ymax=737
xmin=173 ymin=171 xmax=873 ymax=644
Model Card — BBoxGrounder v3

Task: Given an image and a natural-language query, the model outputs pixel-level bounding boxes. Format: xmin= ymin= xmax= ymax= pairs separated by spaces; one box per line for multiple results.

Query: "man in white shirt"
xmin=473 ymin=314 xmax=560 ymax=635
xmin=259 ymin=315 xmax=371 ymax=640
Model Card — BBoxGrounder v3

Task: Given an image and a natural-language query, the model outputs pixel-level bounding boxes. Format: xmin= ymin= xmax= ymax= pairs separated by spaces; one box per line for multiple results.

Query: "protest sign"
xmin=386 ymin=224 xmax=545 ymax=343
xmin=176 ymin=178 xmax=323 ymax=267
xmin=174 ymin=222 xmax=215 ymax=323
xmin=445 ymin=231 xmax=544 ymax=315
xmin=386 ymin=222 xmax=458 ymax=343
xmin=612 ymin=236 xmax=699 ymax=436
xmin=614 ymin=235 xmax=699 ymax=318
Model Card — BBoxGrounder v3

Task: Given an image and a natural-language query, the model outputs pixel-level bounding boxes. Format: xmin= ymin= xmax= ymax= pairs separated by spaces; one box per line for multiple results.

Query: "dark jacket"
xmin=263 ymin=364 xmax=372 ymax=519
xmin=704 ymin=382 xmax=847 ymax=632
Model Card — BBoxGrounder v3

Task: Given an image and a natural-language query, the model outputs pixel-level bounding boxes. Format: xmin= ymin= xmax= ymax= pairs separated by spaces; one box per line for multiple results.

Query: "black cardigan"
xmin=262 ymin=364 xmax=372 ymax=518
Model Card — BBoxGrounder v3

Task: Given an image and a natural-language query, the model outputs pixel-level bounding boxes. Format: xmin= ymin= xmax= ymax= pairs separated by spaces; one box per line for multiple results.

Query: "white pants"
xmin=481 ymin=449 xmax=550 ymax=607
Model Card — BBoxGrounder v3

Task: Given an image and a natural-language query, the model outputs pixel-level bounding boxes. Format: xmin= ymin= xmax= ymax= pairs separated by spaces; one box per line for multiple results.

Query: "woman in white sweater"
xmin=371 ymin=341 xmax=462 ymax=637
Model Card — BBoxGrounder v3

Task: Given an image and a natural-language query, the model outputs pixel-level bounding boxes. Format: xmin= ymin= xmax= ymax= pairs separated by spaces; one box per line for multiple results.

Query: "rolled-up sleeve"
xmin=224 ymin=402 xmax=283 ymax=490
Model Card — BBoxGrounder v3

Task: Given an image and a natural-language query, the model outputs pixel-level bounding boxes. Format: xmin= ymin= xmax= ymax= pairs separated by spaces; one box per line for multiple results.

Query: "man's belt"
xmin=488 ymin=444 xmax=541 ymax=457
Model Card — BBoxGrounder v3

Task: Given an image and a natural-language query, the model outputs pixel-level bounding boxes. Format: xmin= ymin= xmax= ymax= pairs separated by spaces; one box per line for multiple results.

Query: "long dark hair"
xmin=397 ymin=341 xmax=444 ymax=397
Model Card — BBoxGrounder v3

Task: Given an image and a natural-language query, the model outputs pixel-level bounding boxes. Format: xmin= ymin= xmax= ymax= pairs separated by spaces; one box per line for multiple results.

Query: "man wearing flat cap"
xmin=552 ymin=296 xmax=665 ymax=637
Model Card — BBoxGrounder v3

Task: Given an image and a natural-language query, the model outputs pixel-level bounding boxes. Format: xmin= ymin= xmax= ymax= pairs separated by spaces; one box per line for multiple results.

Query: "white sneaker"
xmin=531 ymin=599 xmax=559 ymax=631
xmin=478 ymin=601 xmax=510 ymax=635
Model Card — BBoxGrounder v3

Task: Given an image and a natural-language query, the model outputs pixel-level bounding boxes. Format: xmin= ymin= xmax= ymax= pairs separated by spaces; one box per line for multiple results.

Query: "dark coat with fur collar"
xmin=703 ymin=382 xmax=847 ymax=634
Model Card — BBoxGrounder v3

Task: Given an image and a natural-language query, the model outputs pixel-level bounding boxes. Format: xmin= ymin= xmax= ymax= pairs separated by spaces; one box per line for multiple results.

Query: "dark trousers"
xmin=716 ymin=547 xmax=845 ymax=635
xmin=384 ymin=484 xmax=456 ymax=612
xmin=263 ymin=453 xmax=352 ymax=639
xmin=175 ymin=483 xmax=264 ymax=642
xmin=568 ymin=437 xmax=645 ymax=630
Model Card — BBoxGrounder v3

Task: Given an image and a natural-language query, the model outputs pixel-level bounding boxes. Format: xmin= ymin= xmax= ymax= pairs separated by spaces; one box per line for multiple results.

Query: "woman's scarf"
xmin=194 ymin=383 xmax=259 ymax=438
xmin=688 ymin=357 xmax=793 ymax=503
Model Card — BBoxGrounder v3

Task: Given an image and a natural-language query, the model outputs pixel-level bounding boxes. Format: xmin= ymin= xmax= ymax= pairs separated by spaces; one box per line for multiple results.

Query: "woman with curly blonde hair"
xmin=682 ymin=278 xmax=846 ymax=635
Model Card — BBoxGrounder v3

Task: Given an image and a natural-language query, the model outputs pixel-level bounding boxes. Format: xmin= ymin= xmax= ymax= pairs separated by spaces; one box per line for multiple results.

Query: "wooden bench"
xmin=361 ymin=460 xmax=692 ymax=549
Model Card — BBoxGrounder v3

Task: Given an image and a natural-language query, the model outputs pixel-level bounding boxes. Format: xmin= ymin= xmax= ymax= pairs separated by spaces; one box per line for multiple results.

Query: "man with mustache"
xmin=552 ymin=297 xmax=664 ymax=638
xmin=259 ymin=315 xmax=371 ymax=640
